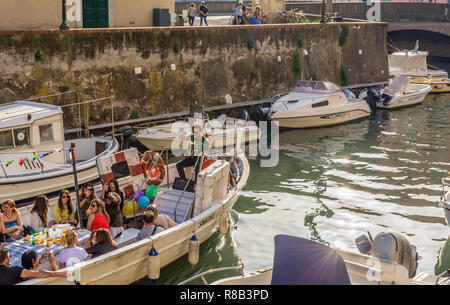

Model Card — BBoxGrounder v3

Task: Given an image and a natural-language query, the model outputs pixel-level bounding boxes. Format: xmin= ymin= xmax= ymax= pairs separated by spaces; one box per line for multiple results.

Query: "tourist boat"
xmin=388 ymin=45 xmax=450 ymax=93
xmin=179 ymin=233 xmax=450 ymax=285
xmin=134 ymin=115 xmax=260 ymax=152
xmin=375 ymin=76 xmax=431 ymax=110
xmin=0 ymin=100 xmax=119 ymax=204
xmin=440 ymin=177 xmax=450 ymax=230
xmin=18 ymin=147 xmax=249 ymax=285
xmin=265 ymin=80 xmax=372 ymax=129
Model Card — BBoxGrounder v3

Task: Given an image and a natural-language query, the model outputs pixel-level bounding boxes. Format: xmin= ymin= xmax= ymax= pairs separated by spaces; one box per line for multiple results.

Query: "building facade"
xmin=1 ymin=0 xmax=175 ymax=31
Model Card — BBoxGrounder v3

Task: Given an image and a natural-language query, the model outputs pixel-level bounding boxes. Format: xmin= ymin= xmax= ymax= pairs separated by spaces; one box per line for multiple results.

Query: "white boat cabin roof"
xmin=0 ymin=101 xmax=63 ymax=130
xmin=388 ymin=50 xmax=428 ymax=73
xmin=292 ymin=80 xmax=341 ymax=95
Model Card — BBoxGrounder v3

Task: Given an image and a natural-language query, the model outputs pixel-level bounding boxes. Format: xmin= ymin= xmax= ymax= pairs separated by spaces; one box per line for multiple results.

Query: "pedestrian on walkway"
xmin=199 ymin=1 xmax=208 ymax=26
xmin=188 ymin=3 xmax=196 ymax=26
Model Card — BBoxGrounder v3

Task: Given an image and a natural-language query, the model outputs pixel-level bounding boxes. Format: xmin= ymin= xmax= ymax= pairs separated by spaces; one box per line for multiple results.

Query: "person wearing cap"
xmin=199 ymin=1 xmax=208 ymax=26
xmin=187 ymin=3 xmax=196 ymax=26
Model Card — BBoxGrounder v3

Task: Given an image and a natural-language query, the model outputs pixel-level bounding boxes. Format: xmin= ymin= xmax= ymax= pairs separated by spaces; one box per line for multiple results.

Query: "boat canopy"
xmin=0 ymin=101 xmax=63 ymax=129
xmin=384 ymin=76 xmax=411 ymax=96
xmin=270 ymin=235 xmax=351 ymax=285
xmin=292 ymin=80 xmax=341 ymax=94
xmin=388 ymin=51 xmax=428 ymax=73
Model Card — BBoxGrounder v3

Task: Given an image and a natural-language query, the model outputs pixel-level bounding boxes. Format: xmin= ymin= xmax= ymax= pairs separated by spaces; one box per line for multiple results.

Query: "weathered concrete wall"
xmin=0 ymin=23 xmax=388 ymax=129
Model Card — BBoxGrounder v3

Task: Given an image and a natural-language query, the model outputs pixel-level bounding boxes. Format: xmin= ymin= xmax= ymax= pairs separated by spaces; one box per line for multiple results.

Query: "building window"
xmin=39 ymin=124 xmax=54 ymax=143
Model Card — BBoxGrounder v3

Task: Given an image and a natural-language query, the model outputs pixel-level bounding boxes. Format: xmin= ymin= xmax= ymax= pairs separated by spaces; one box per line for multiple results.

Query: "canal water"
xmin=148 ymin=62 xmax=450 ymax=285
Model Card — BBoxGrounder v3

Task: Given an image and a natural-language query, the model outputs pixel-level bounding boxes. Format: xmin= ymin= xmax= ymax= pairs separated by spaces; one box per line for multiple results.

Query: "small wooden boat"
xmin=18 ymin=148 xmax=249 ymax=285
xmin=135 ymin=116 xmax=260 ymax=152
xmin=0 ymin=101 xmax=119 ymax=204
xmin=267 ymin=80 xmax=371 ymax=129
xmin=180 ymin=233 xmax=450 ymax=285
xmin=375 ymin=76 xmax=431 ymax=110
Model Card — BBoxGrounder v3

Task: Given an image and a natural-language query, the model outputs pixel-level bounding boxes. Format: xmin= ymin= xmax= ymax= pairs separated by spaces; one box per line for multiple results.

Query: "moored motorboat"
xmin=135 ymin=115 xmax=260 ymax=152
xmin=265 ymin=80 xmax=371 ymax=129
xmin=181 ymin=233 xmax=450 ymax=285
xmin=388 ymin=44 xmax=450 ymax=93
xmin=17 ymin=147 xmax=249 ymax=285
xmin=375 ymin=76 xmax=431 ymax=110
xmin=0 ymin=101 xmax=119 ymax=204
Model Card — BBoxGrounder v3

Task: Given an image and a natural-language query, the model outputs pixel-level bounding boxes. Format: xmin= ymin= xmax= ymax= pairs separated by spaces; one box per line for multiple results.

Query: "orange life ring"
xmin=141 ymin=151 xmax=166 ymax=186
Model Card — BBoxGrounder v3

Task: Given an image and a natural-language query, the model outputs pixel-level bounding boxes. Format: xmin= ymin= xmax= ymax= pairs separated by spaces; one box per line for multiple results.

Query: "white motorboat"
xmin=135 ymin=115 xmax=260 ymax=152
xmin=440 ymin=177 xmax=450 ymax=230
xmin=266 ymin=80 xmax=372 ymax=129
xmin=0 ymin=100 xmax=119 ymax=204
xmin=375 ymin=76 xmax=431 ymax=110
xmin=18 ymin=147 xmax=249 ymax=285
xmin=389 ymin=44 xmax=450 ymax=93
xmin=180 ymin=233 xmax=450 ymax=285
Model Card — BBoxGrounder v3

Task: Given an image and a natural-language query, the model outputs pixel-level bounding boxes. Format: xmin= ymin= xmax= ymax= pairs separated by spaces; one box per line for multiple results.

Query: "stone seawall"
xmin=0 ymin=23 xmax=388 ymax=129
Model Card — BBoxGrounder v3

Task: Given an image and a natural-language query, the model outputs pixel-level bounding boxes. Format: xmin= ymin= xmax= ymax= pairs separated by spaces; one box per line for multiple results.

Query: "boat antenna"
xmin=413 ymin=40 xmax=419 ymax=52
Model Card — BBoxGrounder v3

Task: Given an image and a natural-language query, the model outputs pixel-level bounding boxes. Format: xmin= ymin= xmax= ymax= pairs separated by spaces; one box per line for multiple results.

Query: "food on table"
xmin=23 ymin=235 xmax=32 ymax=242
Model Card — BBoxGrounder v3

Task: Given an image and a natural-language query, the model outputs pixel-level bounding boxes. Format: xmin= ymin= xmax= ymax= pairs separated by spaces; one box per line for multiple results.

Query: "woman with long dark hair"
xmin=53 ymin=190 xmax=77 ymax=226
xmin=105 ymin=192 xmax=124 ymax=238
xmin=76 ymin=183 xmax=96 ymax=228
xmin=29 ymin=196 xmax=49 ymax=233
xmin=101 ymin=179 xmax=124 ymax=210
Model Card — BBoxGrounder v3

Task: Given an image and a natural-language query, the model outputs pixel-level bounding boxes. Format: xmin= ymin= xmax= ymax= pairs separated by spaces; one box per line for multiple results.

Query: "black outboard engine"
xmin=238 ymin=109 xmax=250 ymax=121
xmin=117 ymin=125 xmax=133 ymax=150
xmin=364 ymin=87 xmax=379 ymax=114
xmin=380 ymin=93 xmax=393 ymax=106
xmin=355 ymin=231 xmax=419 ymax=278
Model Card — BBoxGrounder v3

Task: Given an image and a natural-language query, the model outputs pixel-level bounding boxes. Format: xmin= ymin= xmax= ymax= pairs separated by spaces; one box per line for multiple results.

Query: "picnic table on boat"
xmin=4 ymin=229 xmax=92 ymax=267
xmin=5 ymin=228 xmax=140 ymax=268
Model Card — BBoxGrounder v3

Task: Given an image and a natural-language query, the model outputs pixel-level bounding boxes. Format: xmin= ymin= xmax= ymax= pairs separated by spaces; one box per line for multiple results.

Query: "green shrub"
xmin=339 ymin=25 xmax=350 ymax=47
xmin=173 ymin=42 xmax=180 ymax=54
xmin=247 ymin=38 xmax=255 ymax=51
xmin=340 ymin=64 xmax=348 ymax=86
xmin=297 ymin=37 xmax=304 ymax=48
xmin=293 ymin=51 xmax=302 ymax=76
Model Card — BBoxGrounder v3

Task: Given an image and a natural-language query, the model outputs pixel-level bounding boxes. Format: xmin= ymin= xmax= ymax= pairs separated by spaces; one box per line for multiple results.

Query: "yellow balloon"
xmin=122 ymin=200 xmax=139 ymax=217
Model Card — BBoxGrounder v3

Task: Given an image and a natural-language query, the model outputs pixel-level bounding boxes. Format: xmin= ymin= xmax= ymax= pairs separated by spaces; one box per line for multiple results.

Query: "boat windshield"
xmin=292 ymin=80 xmax=341 ymax=94
xmin=384 ymin=76 xmax=410 ymax=96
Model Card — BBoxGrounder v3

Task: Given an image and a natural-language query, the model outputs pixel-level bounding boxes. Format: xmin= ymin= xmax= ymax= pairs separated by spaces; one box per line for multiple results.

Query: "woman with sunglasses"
xmin=100 ymin=179 xmax=124 ymax=211
xmin=86 ymin=199 xmax=110 ymax=232
xmin=53 ymin=190 xmax=78 ymax=226
xmin=76 ymin=183 xmax=96 ymax=228
xmin=104 ymin=192 xmax=124 ymax=239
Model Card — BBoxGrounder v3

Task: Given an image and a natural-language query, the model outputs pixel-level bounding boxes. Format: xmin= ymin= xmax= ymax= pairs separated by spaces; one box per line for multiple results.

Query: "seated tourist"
xmin=84 ymin=228 xmax=118 ymax=259
xmin=86 ymin=199 xmax=110 ymax=232
xmin=0 ymin=199 xmax=24 ymax=241
xmin=57 ymin=231 xmax=88 ymax=269
xmin=101 ymin=179 xmax=125 ymax=211
xmin=145 ymin=204 xmax=177 ymax=230
xmin=53 ymin=190 xmax=78 ymax=226
xmin=135 ymin=211 xmax=164 ymax=242
xmin=21 ymin=250 xmax=58 ymax=272
xmin=76 ymin=183 xmax=96 ymax=228
xmin=105 ymin=192 xmax=124 ymax=239
xmin=0 ymin=248 xmax=66 ymax=285
xmin=29 ymin=196 xmax=50 ymax=233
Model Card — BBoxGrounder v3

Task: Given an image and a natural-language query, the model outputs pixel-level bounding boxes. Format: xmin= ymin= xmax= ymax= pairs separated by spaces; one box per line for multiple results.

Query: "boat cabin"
xmin=0 ymin=101 xmax=66 ymax=165
xmin=388 ymin=50 xmax=429 ymax=76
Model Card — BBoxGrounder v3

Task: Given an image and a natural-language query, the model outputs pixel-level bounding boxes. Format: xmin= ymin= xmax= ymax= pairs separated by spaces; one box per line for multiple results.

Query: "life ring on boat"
xmin=141 ymin=151 xmax=166 ymax=186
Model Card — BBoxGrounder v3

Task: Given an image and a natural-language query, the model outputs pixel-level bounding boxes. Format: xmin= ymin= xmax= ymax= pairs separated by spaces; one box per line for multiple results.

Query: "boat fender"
xmin=148 ymin=247 xmax=160 ymax=282
xmin=188 ymin=234 xmax=199 ymax=266
xmin=219 ymin=213 xmax=229 ymax=234
xmin=259 ymin=107 xmax=270 ymax=117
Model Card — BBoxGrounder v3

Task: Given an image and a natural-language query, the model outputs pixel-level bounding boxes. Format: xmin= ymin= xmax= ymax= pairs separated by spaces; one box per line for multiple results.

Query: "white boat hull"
xmin=377 ymin=86 xmax=431 ymax=110
xmin=272 ymin=108 xmax=370 ymax=129
xmin=21 ymin=153 xmax=250 ymax=285
xmin=440 ymin=191 xmax=450 ymax=230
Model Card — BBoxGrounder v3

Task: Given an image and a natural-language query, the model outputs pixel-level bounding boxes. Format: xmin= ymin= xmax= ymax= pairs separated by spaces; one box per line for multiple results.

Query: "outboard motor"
xmin=238 ymin=109 xmax=250 ymax=121
xmin=117 ymin=125 xmax=133 ymax=150
xmin=355 ymin=231 xmax=419 ymax=278
xmin=364 ymin=87 xmax=380 ymax=114
xmin=380 ymin=93 xmax=393 ymax=107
